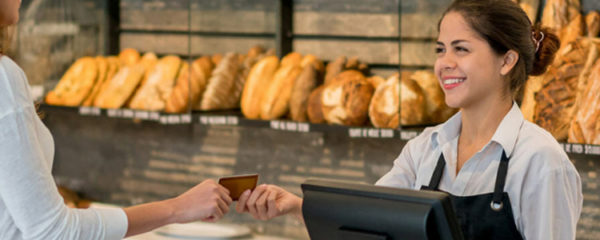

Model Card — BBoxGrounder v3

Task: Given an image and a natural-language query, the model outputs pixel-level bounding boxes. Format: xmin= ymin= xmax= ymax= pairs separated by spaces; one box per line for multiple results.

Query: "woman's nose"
xmin=436 ymin=53 xmax=457 ymax=71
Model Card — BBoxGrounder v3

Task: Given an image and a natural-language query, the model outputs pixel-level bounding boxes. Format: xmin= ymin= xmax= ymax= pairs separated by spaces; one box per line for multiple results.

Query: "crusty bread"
xmin=211 ymin=53 xmax=223 ymax=66
xmin=241 ymin=56 xmax=279 ymax=119
xmin=199 ymin=53 xmax=244 ymax=110
xmin=366 ymin=76 xmax=385 ymax=89
xmin=369 ymin=74 xmax=399 ymax=128
xmin=129 ymin=55 xmax=182 ymax=111
xmin=93 ymin=53 xmax=157 ymax=109
xmin=45 ymin=57 xmax=98 ymax=106
xmin=290 ymin=64 xmax=319 ymax=122
xmin=569 ymin=59 xmax=600 ymax=144
xmin=400 ymin=72 xmax=427 ymax=126
xmin=321 ymin=71 xmax=374 ymax=126
xmin=81 ymin=56 xmax=108 ymax=106
xmin=118 ymin=48 xmax=140 ymax=66
xmin=164 ymin=63 xmax=191 ymax=113
xmin=260 ymin=63 xmax=303 ymax=120
xmin=411 ymin=70 xmax=456 ymax=123
xmin=324 ymin=56 xmax=346 ymax=85
xmin=280 ymin=52 xmax=303 ymax=67
xmin=307 ymin=86 xmax=326 ymax=124
xmin=189 ymin=56 xmax=214 ymax=108
xmin=586 ymin=11 xmax=600 ymax=37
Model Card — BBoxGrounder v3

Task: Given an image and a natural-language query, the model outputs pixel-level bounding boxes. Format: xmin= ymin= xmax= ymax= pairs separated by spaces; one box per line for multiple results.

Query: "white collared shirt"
xmin=376 ymin=102 xmax=582 ymax=240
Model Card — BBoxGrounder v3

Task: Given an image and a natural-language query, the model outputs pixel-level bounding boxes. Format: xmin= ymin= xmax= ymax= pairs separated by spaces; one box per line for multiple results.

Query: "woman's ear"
xmin=500 ymin=50 xmax=519 ymax=76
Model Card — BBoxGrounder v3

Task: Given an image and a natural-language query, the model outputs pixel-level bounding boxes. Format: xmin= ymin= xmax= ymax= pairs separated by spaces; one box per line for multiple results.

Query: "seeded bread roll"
xmin=45 ymin=57 xmax=98 ymax=106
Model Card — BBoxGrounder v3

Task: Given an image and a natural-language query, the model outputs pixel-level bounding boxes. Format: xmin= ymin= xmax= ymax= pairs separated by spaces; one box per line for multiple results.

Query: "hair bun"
xmin=530 ymin=26 xmax=560 ymax=76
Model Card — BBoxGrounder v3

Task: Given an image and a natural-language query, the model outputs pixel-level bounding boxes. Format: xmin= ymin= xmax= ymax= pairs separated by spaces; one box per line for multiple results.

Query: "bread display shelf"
xmin=39 ymin=103 xmax=600 ymax=158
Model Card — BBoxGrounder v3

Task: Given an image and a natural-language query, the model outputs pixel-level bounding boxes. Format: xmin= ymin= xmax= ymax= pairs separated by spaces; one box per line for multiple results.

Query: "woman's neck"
xmin=459 ymin=94 xmax=513 ymax=145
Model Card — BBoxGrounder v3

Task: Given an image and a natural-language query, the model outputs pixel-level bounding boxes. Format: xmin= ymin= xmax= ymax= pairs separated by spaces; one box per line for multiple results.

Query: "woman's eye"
xmin=435 ymin=47 xmax=445 ymax=54
xmin=455 ymin=46 xmax=468 ymax=52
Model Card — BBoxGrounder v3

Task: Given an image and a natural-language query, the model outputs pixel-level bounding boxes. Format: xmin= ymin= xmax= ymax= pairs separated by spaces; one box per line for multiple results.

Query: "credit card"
xmin=218 ymin=174 xmax=259 ymax=201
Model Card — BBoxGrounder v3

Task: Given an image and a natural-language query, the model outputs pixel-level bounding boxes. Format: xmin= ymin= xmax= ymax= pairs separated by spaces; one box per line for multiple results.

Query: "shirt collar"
xmin=430 ymin=102 xmax=524 ymax=157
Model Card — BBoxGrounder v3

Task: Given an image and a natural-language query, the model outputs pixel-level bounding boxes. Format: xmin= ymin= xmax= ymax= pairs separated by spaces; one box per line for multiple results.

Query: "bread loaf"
xmin=260 ymin=63 xmax=303 ymax=120
xmin=93 ymin=53 xmax=157 ymax=109
xmin=367 ymin=76 xmax=385 ymax=89
xmin=307 ymin=86 xmax=326 ymax=124
xmin=411 ymin=70 xmax=456 ymax=123
xmin=280 ymin=52 xmax=302 ymax=67
xmin=164 ymin=63 xmax=191 ymax=113
xmin=212 ymin=54 xmax=223 ymax=66
xmin=322 ymin=71 xmax=374 ymax=126
xmin=400 ymin=72 xmax=427 ymax=125
xmin=241 ymin=56 xmax=279 ymax=119
xmin=324 ymin=56 xmax=346 ymax=85
xmin=290 ymin=64 xmax=319 ymax=122
xmin=119 ymin=48 xmax=140 ymax=66
xmin=45 ymin=57 xmax=98 ymax=106
xmin=369 ymin=74 xmax=399 ymax=128
xmin=199 ymin=53 xmax=244 ymax=110
xmin=586 ymin=11 xmax=600 ymax=37
xmin=165 ymin=56 xmax=215 ymax=113
xmin=129 ymin=55 xmax=182 ymax=111
xmin=534 ymin=42 xmax=586 ymax=140
xmin=569 ymin=57 xmax=600 ymax=144
xmin=82 ymin=56 xmax=119 ymax=106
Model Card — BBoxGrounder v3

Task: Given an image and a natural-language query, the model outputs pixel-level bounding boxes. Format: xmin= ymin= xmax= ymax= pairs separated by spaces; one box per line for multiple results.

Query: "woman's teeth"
xmin=443 ymin=78 xmax=465 ymax=84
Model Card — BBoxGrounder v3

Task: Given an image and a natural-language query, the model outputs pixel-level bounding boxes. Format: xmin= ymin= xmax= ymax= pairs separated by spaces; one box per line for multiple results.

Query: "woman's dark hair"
xmin=439 ymin=0 xmax=560 ymax=94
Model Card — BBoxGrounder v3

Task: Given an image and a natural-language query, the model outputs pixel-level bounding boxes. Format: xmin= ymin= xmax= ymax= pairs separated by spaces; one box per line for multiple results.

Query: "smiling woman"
xmin=234 ymin=1 xmax=583 ymax=240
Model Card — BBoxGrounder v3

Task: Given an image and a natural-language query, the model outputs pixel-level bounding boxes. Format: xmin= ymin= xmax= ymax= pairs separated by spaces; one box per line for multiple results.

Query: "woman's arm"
xmin=123 ymin=179 xmax=232 ymax=237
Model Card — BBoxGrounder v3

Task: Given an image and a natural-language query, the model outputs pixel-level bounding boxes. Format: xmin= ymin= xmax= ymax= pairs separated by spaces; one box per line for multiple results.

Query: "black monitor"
xmin=301 ymin=179 xmax=464 ymax=240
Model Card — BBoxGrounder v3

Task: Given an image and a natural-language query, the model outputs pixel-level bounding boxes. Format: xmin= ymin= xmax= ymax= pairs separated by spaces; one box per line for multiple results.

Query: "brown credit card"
xmin=218 ymin=174 xmax=259 ymax=201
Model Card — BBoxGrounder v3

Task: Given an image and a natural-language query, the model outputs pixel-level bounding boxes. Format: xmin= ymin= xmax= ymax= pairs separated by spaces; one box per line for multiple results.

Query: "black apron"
xmin=420 ymin=150 xmax=524 ymax=240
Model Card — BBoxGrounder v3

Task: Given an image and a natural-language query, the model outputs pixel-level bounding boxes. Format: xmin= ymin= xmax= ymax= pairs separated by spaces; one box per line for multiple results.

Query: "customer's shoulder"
xmin=0 ymin=56 xmax=31 ymax=116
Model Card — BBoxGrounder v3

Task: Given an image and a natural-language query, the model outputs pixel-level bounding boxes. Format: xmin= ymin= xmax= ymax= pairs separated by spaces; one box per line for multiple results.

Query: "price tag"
xmin=78 ymin=106 xmax=101 ymax=116
xmin=106 ymin=109 xmax=123 ymax=118
xmin=584 ymin=144 xmax=600 ymax=155
xmin=348 ymin=128 xmax=395 ymax=138
xmin=199 ymin=115 xmax=239 ymax=126
xmin=270 ymin=120 xmax=310 ymax=133
xmin=122 ymin=109 xmax=134 ymax=119
xmin=400 ymin=130 xmax=419 ymax=140
xmin=134 ymin=110 xmax=150 ymax=120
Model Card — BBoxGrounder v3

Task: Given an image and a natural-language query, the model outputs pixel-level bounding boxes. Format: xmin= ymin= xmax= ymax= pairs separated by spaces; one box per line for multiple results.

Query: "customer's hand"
xmin=236 ymin=184 xmax=303 ymax=221
xmin=169 ymin=179 xmax=233 ymax=223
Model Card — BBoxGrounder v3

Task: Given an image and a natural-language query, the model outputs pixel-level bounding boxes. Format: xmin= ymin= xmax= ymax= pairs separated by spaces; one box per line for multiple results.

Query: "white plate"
xmin=155 ymin=222 xmax=252 ymax=239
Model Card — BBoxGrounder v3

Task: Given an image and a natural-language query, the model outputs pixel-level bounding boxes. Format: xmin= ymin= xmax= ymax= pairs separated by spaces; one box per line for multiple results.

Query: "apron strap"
xmin=491 ymin=150 xmax=510 ymax=211
xmin=425 ymin=154 xmax=446 ymax=191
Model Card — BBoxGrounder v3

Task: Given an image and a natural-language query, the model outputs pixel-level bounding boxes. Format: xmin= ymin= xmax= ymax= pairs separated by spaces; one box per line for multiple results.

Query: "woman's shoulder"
xmin=513 ymin=120 xmax=572 ymax=172
xmin=0 ymin=56 xmax=31 ymax=116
